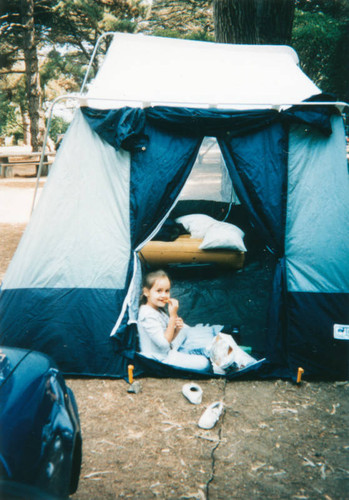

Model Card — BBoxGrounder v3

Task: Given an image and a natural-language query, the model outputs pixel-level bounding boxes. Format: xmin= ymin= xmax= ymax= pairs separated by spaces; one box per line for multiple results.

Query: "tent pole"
xmin=73 ymin=95 xmax=349 ymax=112
xmin=80 ymin=32 xmax=116 ymax=95
xmin=31 ymin=104 xmax=54 ymax=214
xmin=31 ymin=95 xmax=79 ymax=214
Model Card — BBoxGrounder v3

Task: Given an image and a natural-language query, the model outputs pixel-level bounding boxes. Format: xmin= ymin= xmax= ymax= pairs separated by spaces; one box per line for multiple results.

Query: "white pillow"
xmin=175 ymin=214 xmax=216 ymax=238
xmin=199 ymin=221 xmax=247 ymax=252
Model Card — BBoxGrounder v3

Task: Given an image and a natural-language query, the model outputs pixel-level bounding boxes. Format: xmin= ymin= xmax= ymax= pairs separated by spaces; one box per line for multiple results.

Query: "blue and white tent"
xmin=0 ymin=33 xmax=348 ymax=379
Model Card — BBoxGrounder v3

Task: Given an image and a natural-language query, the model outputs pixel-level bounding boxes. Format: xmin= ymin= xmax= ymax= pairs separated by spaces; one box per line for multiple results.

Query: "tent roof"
xmin=85 ymin=32 xmax=320 ymax=109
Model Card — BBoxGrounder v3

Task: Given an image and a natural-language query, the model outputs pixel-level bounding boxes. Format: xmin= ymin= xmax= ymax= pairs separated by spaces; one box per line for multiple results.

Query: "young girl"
xmin=137 ymin=269 xmax=214 ymax=372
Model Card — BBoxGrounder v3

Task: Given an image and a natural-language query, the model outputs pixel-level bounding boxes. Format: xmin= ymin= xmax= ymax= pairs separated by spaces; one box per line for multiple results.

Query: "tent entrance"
xmin=139 ymin=136 xmax=277 ymax=360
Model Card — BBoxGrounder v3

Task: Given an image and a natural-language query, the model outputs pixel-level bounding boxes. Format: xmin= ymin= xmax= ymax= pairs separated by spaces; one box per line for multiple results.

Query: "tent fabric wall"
xmin=284 ymin=114 xmax=349 ymax=378
xmin=2 ymin=110 xmax=131 ymax=290
xmin=0 ymin=110 xmax=134 ymax=375
xmin=129 ymin=124 xmax=201 ymax=247
xmin=218 ymin=123 xmax=288 ymax=372
xmin=218 ymin=122 xmax=288 ymax=255
xmin=286 ymin=292 xmax=349 ymax=379
xmin=286 ymin=115 xmax=349 ymax=293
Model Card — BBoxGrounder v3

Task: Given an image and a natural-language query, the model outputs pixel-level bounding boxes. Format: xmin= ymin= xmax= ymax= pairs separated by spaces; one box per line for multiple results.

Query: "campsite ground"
xmin=0 ymin=177 xmax=348 ymax=500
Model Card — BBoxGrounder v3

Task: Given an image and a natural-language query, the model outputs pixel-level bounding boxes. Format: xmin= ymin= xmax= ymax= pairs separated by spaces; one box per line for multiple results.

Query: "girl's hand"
xmin=167 ymin=298 xmax=179 ymax=317
xmin=175 ymin=317 xmax=184 ymax=331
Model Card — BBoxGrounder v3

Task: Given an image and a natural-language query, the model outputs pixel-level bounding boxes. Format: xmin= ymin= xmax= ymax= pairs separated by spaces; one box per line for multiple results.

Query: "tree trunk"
xmin=20 ymin=0 xmax=44 ymax=151
xmin=20 ymin=104 xmax=31 ymax=146
xmin=213 ymin=0 xmax=295 ymax=45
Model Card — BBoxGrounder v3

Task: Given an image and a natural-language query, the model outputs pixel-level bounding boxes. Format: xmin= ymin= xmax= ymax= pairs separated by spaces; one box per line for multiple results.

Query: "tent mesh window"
xmin=179 ymin=137 xmax=239 ymax=204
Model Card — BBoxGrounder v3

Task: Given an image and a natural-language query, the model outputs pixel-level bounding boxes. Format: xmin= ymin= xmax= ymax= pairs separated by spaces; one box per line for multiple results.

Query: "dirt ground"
xmin=0 ymin=179 xmax=348 ymax=500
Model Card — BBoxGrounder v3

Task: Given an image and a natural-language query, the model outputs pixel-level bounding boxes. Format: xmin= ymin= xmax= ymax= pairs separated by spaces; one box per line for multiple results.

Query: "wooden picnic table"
xmin=0 ymin=151 xmax=56 ymax=178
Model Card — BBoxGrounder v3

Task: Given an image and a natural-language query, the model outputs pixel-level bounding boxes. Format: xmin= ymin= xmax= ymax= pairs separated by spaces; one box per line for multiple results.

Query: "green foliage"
xmin=43 ymin=1 xmax=147 ymax=89
xmin=186 ymin=31 xmax=214 ymax=42
xmin=151 ymin=28 xmax=213 ymax=42
xmin=295 ymin=0 xmax=346 ymax=17
xmin=49 ymin=115 xmax=69 ymax=143
xmin=49 ymin=0 xmax=144 ymax=50
xmin=40 ymin=48 xmax=83 ymax=91
xmin=0 ymin=93 xmax=12 ymax=136
xmin=292 ymin=7 xmax=349 ymax=101
xmin=152 ymin=29 xmax=184 ymax=39
xmin=0 ymin=90 xmax=22 ymax=138
xmin=146 ymin=0 xmax=214 ymax=41
xmin=0 ymin=72 xmax=28 ymax=142
xmin=0 ymin=0 xmax=147 ymax=144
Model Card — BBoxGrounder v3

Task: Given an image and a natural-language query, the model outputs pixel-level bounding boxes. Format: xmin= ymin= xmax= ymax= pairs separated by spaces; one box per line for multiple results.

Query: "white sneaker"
xmin=198 ymin=401 xmax=224 ymax=429
xmin=182 ymin=383 xmax=203 ymax=405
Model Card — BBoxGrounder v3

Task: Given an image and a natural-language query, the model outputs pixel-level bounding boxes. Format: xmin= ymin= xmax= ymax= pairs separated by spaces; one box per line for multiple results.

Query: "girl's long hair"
xmin=140 ymin=269 xmax=170 ymax=305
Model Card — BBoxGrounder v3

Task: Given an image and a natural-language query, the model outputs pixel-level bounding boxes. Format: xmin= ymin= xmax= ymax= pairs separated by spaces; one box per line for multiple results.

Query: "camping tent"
xmin=0 ymin=33 xmax=348 ymax=380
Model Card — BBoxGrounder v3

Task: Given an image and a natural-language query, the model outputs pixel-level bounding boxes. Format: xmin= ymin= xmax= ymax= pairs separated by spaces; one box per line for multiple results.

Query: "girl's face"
xmin=144 ymin=277 xmax=171 ymax=310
